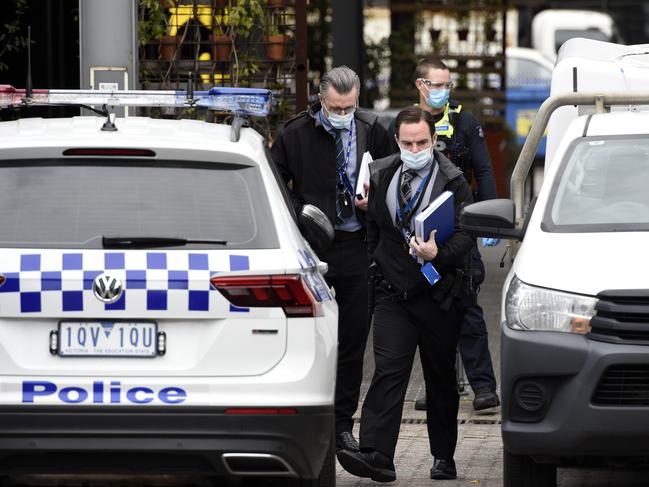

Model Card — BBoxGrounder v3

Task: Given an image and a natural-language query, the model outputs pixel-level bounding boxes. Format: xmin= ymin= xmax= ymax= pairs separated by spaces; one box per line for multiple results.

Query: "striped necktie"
xmin=400 ymin=169 xmax=418 ymax=205
xmin=334 ymin=130 xmax=348 ymax=223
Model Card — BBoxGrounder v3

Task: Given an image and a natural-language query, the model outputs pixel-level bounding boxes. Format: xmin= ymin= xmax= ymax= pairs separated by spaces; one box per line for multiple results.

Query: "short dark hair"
xmin=395 ymin=106 xmax=436 ymax=139
xmin=415 ymin=57 xmax=449 ymax=81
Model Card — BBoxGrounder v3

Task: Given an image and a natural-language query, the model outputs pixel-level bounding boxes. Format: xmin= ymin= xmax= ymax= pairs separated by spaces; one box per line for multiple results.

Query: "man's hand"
xmin=409 ymin=230 xmax=438 ymax=261
xmin=354 ymin=182 xmax=370 ymax=211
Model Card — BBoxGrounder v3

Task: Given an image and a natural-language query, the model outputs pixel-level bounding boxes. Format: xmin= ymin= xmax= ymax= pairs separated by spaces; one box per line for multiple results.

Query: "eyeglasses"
xmin=323 ymin=103 xmax=356 ymax=116
xmin=418 ymin=78 xmax=453 ymax=90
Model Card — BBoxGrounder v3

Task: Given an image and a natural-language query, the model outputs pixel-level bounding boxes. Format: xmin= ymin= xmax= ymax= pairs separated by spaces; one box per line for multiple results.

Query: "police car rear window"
xmin=0 ymin=160 xmax=278 ymax=249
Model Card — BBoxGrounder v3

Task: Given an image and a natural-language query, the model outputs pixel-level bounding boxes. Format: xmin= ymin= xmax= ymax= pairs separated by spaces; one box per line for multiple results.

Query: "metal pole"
xmin=79 ymin=0 xmax=138 ymax=91
xmin=331 ymin=0 xmax=364 ymax=103
xmin=295 ymin=0 xmax=308 ymax=112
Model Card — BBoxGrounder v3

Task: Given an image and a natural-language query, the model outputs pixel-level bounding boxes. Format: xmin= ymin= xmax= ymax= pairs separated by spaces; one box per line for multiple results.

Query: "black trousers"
xmin=458 ymin=246 xmax=497 ymax=391
xmin=360 ymin=284 xmax=462 ymax=460
xmin=321 ymin=230 xmax=369 ymax=435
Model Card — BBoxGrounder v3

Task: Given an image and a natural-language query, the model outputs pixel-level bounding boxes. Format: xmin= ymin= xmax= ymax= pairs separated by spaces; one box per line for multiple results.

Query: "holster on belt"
xmin=432 ymin=269 xmax=465 ymax=312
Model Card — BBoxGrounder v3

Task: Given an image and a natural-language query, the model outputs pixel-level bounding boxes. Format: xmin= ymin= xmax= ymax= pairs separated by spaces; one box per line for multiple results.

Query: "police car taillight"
xmin=211 ymin=275 xmax=320 ymax=317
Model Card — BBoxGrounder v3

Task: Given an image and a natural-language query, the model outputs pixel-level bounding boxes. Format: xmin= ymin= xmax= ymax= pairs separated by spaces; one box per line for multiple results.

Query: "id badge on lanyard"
xmin=394 ymin=166 xmax=442 ymax=286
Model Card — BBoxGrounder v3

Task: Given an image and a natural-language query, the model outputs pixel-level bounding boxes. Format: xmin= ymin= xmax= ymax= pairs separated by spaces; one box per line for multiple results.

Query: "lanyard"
xmin=335 ymin=120 xmax=355 ymax=197
xmin=395 ymin=164 xmax=434 ymax=242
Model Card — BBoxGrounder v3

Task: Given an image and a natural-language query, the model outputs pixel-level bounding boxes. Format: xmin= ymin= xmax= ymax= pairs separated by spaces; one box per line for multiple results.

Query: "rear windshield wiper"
xmin=102 ymin=236 xmax=228 ymax=248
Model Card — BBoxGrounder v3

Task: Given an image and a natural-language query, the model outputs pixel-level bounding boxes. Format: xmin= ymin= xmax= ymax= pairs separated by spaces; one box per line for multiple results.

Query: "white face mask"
xmin=327 ymin=109 xmax=355 ymax=129
xmin=400 ymin=147 xmax=432 ymax=171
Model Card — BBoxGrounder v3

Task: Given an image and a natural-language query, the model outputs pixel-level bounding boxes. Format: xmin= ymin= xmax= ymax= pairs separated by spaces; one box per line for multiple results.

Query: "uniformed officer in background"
xmin=389 ymin=57 xmax=501 ymax=412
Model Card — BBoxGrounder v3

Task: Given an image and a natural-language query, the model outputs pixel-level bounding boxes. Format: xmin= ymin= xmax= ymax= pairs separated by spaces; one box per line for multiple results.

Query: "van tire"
xmin=504 ymin=449 xmax=556 ymax=487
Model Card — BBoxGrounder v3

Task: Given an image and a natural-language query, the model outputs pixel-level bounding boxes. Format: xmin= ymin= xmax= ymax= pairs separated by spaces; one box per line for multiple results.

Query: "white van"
xmin=460 ymin=40 xmax=649 ymax=486
xmin=531 ymin=9 xmax=619 ymax=62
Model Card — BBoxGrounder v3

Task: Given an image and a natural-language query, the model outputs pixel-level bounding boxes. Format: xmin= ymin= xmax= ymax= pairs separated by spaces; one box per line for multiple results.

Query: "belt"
xmin=333 ymin=229 xmax=364 ymax=241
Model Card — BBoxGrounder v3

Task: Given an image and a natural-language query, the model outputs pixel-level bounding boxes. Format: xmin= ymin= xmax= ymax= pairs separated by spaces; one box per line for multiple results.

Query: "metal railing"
xmin=510 ymin=91 xmax=649 ymax=225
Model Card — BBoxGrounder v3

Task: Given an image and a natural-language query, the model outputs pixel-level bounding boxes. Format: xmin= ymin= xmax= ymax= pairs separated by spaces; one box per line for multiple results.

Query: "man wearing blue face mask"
xmin=338 ymin=106 xmax=474 ymax=481
xmin=270 ymin=66 xmax=391 ymax=455
xmin=388 ymin=57 xmax=502 ymax=413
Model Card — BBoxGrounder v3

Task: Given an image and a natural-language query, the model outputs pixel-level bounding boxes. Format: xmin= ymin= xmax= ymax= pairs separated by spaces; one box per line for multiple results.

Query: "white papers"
xmin=355 ymin=151 xmax=373 ymax=198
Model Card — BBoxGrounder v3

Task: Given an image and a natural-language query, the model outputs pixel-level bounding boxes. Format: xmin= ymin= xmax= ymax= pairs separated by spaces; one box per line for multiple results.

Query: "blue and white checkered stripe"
xmin=0 ymin=251 xmax=250 ymax=314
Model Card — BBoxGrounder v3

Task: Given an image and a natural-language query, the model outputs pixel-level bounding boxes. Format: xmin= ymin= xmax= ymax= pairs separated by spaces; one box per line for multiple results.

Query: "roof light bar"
xmin=0 ymin=85 xmax=272 ymax=117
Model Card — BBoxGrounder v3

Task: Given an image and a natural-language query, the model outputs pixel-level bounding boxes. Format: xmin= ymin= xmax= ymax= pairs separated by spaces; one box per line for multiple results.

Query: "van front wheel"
xmin=504 ymin=449 xmax=556 ymax=487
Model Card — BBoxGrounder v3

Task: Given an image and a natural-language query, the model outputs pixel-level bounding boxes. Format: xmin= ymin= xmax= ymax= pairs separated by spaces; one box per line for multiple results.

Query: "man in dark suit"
xmin=270 ymin=66 xmax=391 ymax=453
xmin=337 ymin=106 xmax=473 ymax=481
xmin=388 ymin=57 xmax=501 ymax=412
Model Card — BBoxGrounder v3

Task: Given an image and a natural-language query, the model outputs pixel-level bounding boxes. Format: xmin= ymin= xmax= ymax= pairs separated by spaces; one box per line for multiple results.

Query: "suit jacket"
xmin=367 ymin=151 xmax=474 ymax=295
xmin=270 ymin=102 xmax=392 ymax=228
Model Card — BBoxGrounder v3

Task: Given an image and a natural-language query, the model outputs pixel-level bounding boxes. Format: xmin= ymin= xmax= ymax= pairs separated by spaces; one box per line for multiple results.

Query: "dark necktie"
xmin=334 ymin=130 xmax=348 ymax=223
xmin=400 ymin=168 xmax=418 ymax=206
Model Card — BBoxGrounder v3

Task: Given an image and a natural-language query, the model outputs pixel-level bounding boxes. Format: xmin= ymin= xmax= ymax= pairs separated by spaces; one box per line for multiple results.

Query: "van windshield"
xmin=545 ymin=136 xmax=649 ymax=232
xmin=0 ymin=160 xmax=278 ymax=249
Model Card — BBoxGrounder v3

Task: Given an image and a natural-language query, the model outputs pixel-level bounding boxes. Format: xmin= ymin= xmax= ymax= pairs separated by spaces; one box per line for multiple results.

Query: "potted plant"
xmin=456 ymin=11 xmax=470 ymax=42
xmin=267 ymin=0 xmax=289 ymax=7
xmin=483 ymin=10 xmax=498 ymax=42
xmin=211 ymin=3 xmax=234 ymax=61
xmin=210 ymin=0 xmax=265 ymax=61
xmin=263 ymin=10 xmax=291 ymax=61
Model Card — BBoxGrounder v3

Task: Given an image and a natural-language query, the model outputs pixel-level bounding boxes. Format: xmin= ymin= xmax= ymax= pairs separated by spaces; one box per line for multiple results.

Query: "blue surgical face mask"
xmin=426 ymin=88 xmax=450 ymax=109
xmin=400 ymin=147 xmax=432 ymax=171
xmin=327 ymin=109 xmax=355 ymax=129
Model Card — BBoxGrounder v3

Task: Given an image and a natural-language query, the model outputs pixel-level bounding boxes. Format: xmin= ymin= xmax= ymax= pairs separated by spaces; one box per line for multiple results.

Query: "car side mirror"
xmin=298 ymin=204 xmax=334 ymax=255
xmin=460 ymin=199 xmax=523 ymax=240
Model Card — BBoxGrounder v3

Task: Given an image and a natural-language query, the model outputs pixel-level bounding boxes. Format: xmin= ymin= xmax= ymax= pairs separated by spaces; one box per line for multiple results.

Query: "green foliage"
xmin=227 ymin=0 xmax=265 ymax=37
xmin=0 ymin=0 xmax=30 ymax=72
xmin=365 ymin=37 xmax=390 ymax=82
xmin=138 ymin=0 xmax=168 ymax=46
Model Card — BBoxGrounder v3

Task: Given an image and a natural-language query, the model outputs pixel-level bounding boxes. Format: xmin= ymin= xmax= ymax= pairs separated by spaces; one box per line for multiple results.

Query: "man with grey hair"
xmin=271 ymin=66 xmax=391 ymax=453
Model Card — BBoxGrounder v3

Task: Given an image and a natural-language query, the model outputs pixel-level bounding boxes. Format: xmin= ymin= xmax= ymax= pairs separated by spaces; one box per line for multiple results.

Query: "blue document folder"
xmin=414 ymin=190 xmax=454 ymax=248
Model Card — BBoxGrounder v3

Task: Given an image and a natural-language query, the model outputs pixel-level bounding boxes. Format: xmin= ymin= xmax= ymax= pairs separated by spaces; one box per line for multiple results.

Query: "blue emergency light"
xmin=0 ymin=85 xmax=273 ymax=117
xmin=192 ymin=87 xmax=273 ymax=116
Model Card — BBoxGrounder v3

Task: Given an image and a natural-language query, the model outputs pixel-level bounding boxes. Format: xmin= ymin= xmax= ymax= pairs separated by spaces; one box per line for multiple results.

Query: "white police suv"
xmin=0 ymin=85 xmax=338 ymax=486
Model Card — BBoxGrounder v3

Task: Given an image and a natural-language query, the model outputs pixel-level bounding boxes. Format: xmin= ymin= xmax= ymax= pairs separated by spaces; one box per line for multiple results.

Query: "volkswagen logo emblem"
xmin=93 ymin=274 xmax=123 ymax=304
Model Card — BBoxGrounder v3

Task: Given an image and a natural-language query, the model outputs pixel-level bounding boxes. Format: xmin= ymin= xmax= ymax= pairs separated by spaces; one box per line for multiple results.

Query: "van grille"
xmin=593 ymin=364 xmax=649 ymax=406
xmin=589 ymin=290 xmax=649 ymax=345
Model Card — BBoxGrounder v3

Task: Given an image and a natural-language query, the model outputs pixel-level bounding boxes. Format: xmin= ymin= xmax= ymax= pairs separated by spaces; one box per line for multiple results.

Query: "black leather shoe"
xmin=430 ymin=458 xmax=457 ymax=480
xmin=473 ymin=388 xmax=500 ymax=411
xmin=414 ymin=397 xmax=427 ymax=411
xmin=335 ymin=431 xmax=360 ymax=452
xmin=337 ymin=449 xmax=396 ymax=482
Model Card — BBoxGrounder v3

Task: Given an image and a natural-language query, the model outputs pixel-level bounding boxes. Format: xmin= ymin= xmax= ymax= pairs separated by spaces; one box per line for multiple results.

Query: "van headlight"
xmin=505 ymin=276 xmax=598 ymax=333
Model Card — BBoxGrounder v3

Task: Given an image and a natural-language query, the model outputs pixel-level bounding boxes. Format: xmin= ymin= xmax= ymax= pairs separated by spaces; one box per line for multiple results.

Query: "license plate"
xmin=58 ymin=321 xmax=158 ymax=357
